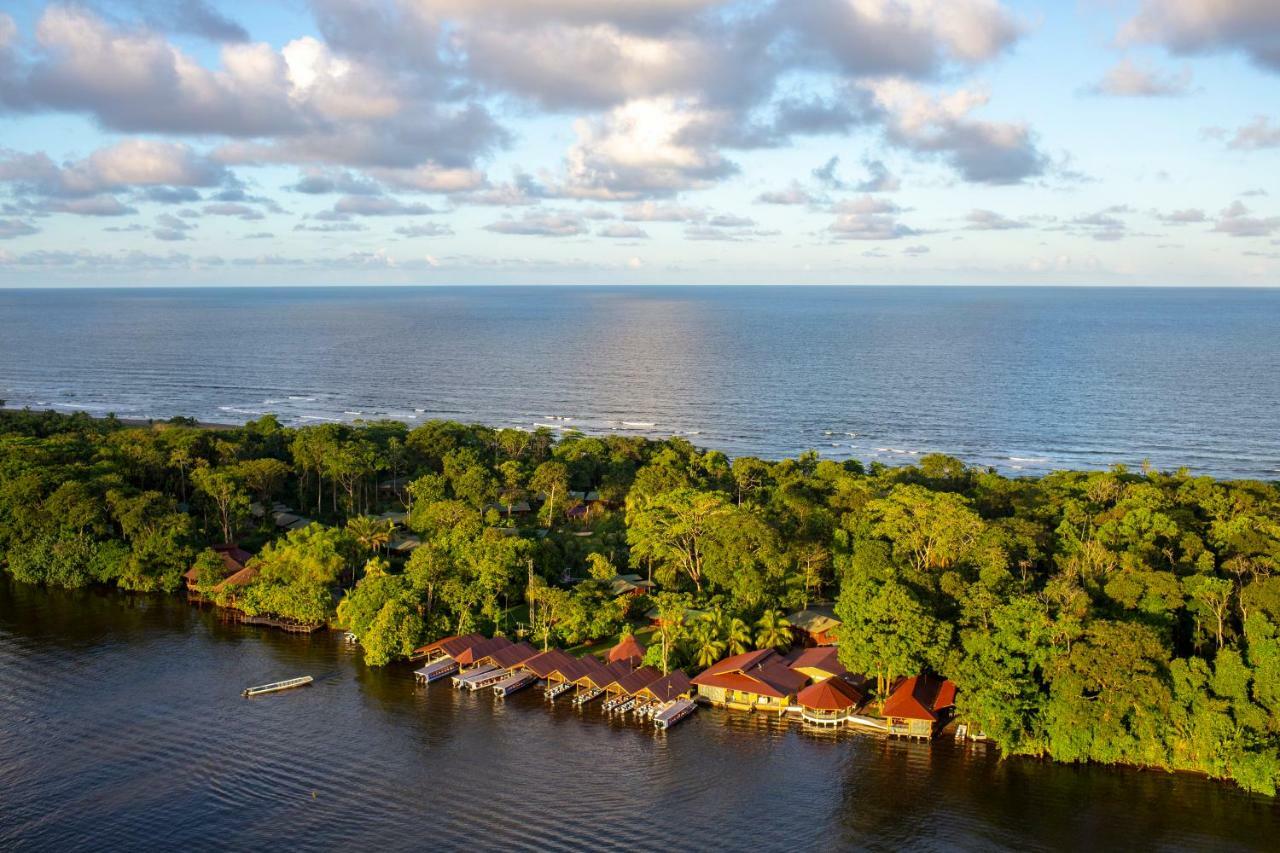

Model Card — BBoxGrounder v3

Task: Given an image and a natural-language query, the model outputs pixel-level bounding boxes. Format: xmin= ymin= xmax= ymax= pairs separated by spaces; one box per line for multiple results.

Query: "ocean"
xmin=1 ymin=285 xmax=1276 ymax=479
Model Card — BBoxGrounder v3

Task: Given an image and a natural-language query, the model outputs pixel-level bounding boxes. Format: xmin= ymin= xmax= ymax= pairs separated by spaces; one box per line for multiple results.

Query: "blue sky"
xmin=0 ymin=0 xmax=1278 ymax=286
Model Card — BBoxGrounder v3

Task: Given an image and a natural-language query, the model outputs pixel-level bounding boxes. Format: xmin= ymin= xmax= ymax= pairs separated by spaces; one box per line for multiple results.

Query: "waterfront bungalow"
xmin=785 ymin=605 xmax=841 ymax=647
xmin=691 ymin=649 xmax=809 ymax=713
xmin=184 ymin=543 xmax=253 ymax=591
xmin=454 ymin=636 xmax=514 ymax=668
xmin=637 ymin=670 xmax=692 ymax=704
xmin=882 ymin=675 xmax=958 ymax=738
xmin=604 ymin=665 xmax=662 ymax=712
xmin=796 ymin=677 xmax=864 ymax=727
xmin=412 ymin=633 xmax=487 ymax=682
xmin=413 ymin=633 xmax=485 ymax=663
xmin=546 ymin=656 xmax=605 ymax=700
xmin=633 ymin=669 xmax=694 ymax=719
xmin=573 ymin=660 xmax=634 ymax=704
xmin=607 ymin=634 xmax=647 ymax=667
xmin=517 ymin=649 xmax=577 ymax=679
xmin=488 ymin=641 xmax=539 ymax=671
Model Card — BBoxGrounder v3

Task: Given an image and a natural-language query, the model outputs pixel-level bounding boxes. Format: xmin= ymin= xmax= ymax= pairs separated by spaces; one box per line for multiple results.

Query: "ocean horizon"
xmin=3 ymin=285 xmax=1276 ymax=480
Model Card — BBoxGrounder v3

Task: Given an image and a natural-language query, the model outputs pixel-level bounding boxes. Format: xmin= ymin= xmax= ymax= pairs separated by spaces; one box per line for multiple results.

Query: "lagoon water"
xmin=1 ymin=577 xmax=1277 ymax=852
xmin=0 ymin=286 xmax=1277 ymax=479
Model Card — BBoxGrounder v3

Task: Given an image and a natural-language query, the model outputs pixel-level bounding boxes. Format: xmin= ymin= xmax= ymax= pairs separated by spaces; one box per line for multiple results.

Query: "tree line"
xmin=0 ymin=408 xmax=1278 ymax=793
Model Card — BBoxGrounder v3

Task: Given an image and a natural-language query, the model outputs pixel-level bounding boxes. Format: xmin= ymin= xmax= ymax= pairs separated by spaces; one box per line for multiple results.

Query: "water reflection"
xmin=2 ymin=577 xmax=1278 ymax=852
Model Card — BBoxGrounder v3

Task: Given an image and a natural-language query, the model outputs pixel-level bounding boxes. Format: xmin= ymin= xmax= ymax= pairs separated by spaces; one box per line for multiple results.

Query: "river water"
xmin=0 ymin=577 xmax=1276 ymax=852
xmin=2 ymin=286 xmax=1278 ymax=479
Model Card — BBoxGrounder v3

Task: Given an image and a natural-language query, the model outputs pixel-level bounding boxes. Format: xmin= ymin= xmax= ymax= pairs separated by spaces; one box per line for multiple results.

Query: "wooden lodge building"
xmin=690 ymin=649 xmax=809 ymax=713
xmin=881 ymin=674 xmax=958 ymax=738
xmin=784 ymin=605 xmax=841 ymax=647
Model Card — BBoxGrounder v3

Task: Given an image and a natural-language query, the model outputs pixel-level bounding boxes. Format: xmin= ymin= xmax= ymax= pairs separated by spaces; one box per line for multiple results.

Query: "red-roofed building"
xmin=882 ymin=674 xmax=958 ymax=738
xmin=690 ymin=649 xmax=810 ymax=713
xmin=607 ymin=634 xmax=647 ymax=667
xmin=413 ymin=633 xmax=484 ymax=662
xmin=455 ymin=636 xmax=513 ymax=667
xmin=518 ymin=649 xmax=577 ymax=679
xmin=797 ymin=677 xmax=864 ymax=726
xmin=636 ymin=670 xmax=692 ymax=705
xmin=610 ymin=665 xmax=662 ymax=700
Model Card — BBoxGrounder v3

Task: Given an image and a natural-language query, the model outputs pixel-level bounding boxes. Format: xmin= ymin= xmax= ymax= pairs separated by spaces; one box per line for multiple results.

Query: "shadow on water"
xmin=2 ymin=575 xmax=1278 ymax=852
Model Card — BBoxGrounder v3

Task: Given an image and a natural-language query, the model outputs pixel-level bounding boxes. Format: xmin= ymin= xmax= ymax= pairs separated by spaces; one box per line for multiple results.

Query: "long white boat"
xmin=451 ymin=664 xmax=503 ymax=690
xmin=653 ymin=698 xmax=697 ymax=730
xmin=242 ymin=675 xmax=313 ymax=697
xmin=492 ymin=670 xmax=537 ymax=697
xmin=414 ymin=658 xmax=459 ymax=684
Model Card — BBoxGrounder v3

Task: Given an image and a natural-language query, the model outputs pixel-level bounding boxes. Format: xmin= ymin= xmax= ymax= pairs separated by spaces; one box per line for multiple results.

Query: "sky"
xmin=0 ymin=0 xmax=1278 ymax=286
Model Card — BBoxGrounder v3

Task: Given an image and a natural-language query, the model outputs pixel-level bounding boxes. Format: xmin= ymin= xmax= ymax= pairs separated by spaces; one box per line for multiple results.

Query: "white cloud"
xmin=966 ymin=208 xmax=1027 ymax=230
xmin=1220 ymin=116 xmax=1280 ymax=150
xmin=1087 ymin=58 xmax=1192 ymax=97
xmin=827 ymin=195 xmax=917 ymax=239
xmin=757 ymin=184 xmax=821 ymax=205
xmin=785 ymin=0 xmax=1025 ymax=76
xmin=484 ymin=210 xmax=588 ymax=236
xmin=561 ymin=97 xmax=738 ymax=198
xmin=0 ymin=140 xmax=227 ymax=198
xmin=866 ymin=79 xmax=1046 ymax=184
xmin=1213 ymin=200 xmax=1280 ymax=237
xmin=1122 ymin=1 xmax=1280 ymax=73
xmin=620 ymin=202 xmax=706 ymax=221
xmin=598 ymin=223 xmax=649 ymax=238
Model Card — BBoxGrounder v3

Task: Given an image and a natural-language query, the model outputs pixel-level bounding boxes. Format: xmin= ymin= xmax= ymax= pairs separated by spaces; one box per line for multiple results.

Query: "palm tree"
xmin=754 ymin=609 xmax=792 ymax=652
xmin=347 ymin=515 xmax=391 ymax=556
xmin=692 ymin=621 xmax=725 ymax=670
xmin=723 ymin=616 xmax=752 ymax=656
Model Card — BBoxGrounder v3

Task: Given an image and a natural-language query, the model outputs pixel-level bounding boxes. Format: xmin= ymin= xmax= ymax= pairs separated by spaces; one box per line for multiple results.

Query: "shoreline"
xmin=4 ymin=404 xmax=1276 ymax=484
xmin=2 ymin=407 xmax=1277 ymax=798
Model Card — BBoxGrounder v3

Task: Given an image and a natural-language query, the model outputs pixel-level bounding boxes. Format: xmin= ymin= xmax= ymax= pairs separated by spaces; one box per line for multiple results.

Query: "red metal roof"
xmin=882 ymin=674 xmax=958 ymax=721
xmin=639 ymin=670 xmax=692 ymax=702
xmin=607 ymin=634 xmax=647 ymax=665
xmin=455 ymin=636 xmax=513 ymax=665
xmin=692 ymin=648 xmax=776 ymax=679
xmin=489 ymin=641 xmax=539 ymax=669
xmin=436 ymin=633 xmax=487 ymax=659
xmin=522 ymin=649 xmax=577 ymax=678
xmin=691 ymin=649 xmax=808 ymax=699
xmin=577 ymin=659 xmax=633 ymax=689
xmin=615 ymin=665 xmax=662 ymax=695
xmin=797 ymin=676 xmax=863 ymax=711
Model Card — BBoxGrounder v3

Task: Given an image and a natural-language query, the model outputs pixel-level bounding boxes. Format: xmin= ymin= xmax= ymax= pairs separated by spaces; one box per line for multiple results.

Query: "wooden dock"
xmin=242 ymin=675 xmax=313 ymax=697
